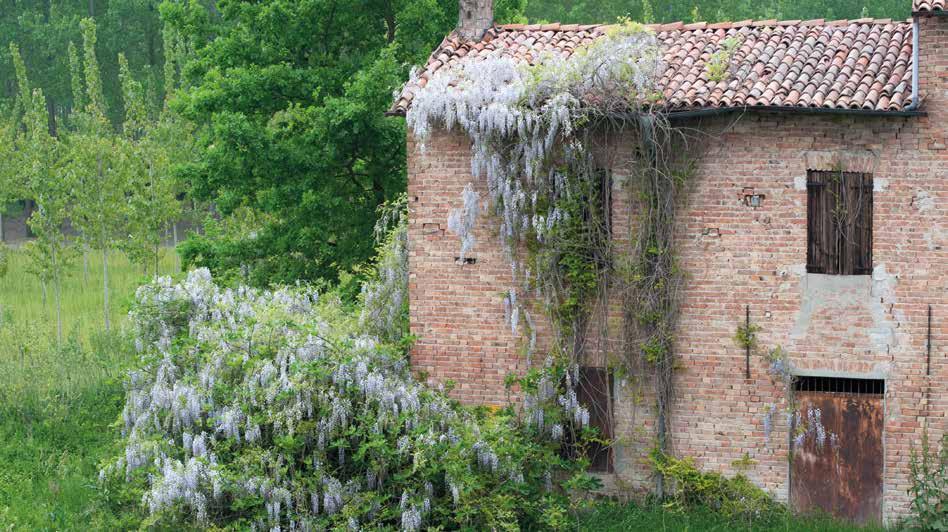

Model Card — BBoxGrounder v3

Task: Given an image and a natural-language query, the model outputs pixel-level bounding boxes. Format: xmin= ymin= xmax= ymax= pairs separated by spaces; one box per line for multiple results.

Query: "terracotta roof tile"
xmin=914 ymin=0 xmax=946 ymax=14
xmin=390 ymin=19 xmax=915 ymax=115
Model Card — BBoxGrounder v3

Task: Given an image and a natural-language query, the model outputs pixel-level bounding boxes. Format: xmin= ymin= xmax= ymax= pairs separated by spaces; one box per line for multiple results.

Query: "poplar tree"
xmin=0 ymin=108 xmax=16 ymax=243
xmin=119 ymin=53 xmax=180 ymax=276
xmin=9 ymin=44 xmax=74 ymax=343
xmin=68 ymin=19 xmax=127 ymax=332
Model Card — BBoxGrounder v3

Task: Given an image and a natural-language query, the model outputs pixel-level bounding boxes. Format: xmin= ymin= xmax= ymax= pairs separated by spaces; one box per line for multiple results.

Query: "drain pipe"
xmin=908 ymin=16 xmax=920 ymax=111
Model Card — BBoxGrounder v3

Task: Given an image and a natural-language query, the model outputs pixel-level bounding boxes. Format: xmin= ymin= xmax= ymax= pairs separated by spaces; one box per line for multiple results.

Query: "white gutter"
xmin=908 ymin=16 xmax=920 ymax=111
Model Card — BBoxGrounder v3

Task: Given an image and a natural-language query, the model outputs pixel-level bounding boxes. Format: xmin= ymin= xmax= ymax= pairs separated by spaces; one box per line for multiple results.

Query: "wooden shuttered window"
xmin=806 ymin=171 xmax=873 ymax=275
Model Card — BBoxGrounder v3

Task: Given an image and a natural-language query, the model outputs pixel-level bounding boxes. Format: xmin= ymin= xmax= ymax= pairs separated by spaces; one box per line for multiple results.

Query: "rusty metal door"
xmin=791 ymin=379 xmax=884 ymax=524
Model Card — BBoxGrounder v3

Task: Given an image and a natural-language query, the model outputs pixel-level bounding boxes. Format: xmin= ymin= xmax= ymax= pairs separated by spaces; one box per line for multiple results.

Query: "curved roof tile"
xmin=390 ymin=18 xmax=915 ymax=116
xmin=914 ymin=0 xmax=946 ymax=14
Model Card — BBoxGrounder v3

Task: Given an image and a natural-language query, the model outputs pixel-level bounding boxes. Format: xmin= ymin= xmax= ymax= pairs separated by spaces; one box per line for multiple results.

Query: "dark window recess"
xmin=562 ymin=367 xmax=614 ymax=473
xmin=807 ymin=171 xmax=873 ymax=275
xmin=793 ymin=376 xmax=885 ymax=396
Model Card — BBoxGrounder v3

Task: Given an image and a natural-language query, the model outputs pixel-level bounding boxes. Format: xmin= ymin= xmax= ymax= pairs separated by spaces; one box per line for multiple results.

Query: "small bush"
xmin=651 ymin=451 xmax=786 ymax=524
xmin=907 ymin=426 xmax=948 ymax=531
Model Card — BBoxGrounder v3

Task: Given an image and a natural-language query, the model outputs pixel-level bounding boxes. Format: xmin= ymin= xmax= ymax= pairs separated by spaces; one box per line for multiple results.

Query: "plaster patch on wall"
xmin=789 ymin=267 xmax=899 ymax=354
xmin=803 ymin=150 xmax=879 ymax=173
xmin=794 ymin=175 xmax=808 ymax=191
xmin=913 ymin=189 xmax=935 ymax=214
xmin=923 ymin=227 xmax=943 ymax=251
xmin=873 ymin=178 xmax=889 ymax=192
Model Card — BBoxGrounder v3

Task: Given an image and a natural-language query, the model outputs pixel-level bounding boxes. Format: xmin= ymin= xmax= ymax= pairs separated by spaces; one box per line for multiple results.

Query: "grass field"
xmin=0 ymin=246 xmax=178 ymax=529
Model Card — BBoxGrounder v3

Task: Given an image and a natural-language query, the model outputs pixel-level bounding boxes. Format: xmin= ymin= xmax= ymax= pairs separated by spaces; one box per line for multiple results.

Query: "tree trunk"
xmin=83 ymin=246 xmax=89 ymax=284
xmin=102 ymin=246 xmax=110 ymax=332
xmin=24 ymin=200 xmax=35 ymax=238
xmin=53 ymin=247 xmax=62 ymax=344
xmin=0 ymin=211 xmax=4 ymax=242
xmin=98 ymin=154 xmax=110 ymax=331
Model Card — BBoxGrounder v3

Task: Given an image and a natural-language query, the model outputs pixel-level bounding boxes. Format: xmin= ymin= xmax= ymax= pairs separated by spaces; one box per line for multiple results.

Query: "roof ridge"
xmin=495 ymin=17 xmax=911 ymax=34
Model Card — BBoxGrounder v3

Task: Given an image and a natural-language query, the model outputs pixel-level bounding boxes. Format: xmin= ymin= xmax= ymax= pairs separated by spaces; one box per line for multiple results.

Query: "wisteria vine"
xmin=407 ymin=21 xmax=688 ymax=473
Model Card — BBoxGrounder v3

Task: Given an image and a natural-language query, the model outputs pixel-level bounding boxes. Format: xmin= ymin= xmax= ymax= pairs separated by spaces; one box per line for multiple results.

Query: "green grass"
xmin=580 ymin=501 xmax=889 ymax=532
xmin=0 ymin=246 xmax=178 ymax=530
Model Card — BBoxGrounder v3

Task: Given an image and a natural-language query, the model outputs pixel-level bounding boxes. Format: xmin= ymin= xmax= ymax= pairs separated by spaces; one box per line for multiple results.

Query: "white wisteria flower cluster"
xmin=104 ymin=268 xmax=563 ymax=530
xmin=407 ymin=23 xmax=662 ymax=266
xmin=360 ymin=217 xmax=409 ymax=342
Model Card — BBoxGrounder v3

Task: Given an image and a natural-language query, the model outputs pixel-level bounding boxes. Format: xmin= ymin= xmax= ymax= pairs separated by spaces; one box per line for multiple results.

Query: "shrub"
xmin=100 ymin=268 xmax=573 ymax=530
xmin=651 ymin=451 xmax=786 ymax=524
xmin=907 ymin=426 xmax=948 ymax=531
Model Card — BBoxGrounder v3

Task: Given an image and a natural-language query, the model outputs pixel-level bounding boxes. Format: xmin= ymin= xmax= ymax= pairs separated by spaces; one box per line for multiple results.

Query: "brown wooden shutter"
xmin=807 ymin=171 xmax=872 ymax=275
xmin=850 ymin=173 xmax=873 ymax=275
xmin=807 ymin=172 xmax=830 ymax=273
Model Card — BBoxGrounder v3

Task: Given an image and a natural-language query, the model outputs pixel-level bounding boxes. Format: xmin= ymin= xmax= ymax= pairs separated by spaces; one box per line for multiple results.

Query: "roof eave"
xmin=384 ymin=105 xmax=926 ymax=120
xmin=666 ymin=105 xmax=927 ymax=119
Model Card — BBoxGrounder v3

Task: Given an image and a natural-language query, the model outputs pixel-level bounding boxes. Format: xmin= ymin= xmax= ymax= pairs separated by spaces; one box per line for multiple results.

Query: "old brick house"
xmin=390 ymin=0 xmax=945 ymax=523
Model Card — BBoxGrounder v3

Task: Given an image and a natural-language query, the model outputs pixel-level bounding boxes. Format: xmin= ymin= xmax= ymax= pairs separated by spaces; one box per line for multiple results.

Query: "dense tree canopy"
xmin=0 ymin=0 xmax=167 ymax=126
xmin=166 ymin=0 xmax=526 ymax=285
xmin=523 ymin=0 xmax=908 ymax=25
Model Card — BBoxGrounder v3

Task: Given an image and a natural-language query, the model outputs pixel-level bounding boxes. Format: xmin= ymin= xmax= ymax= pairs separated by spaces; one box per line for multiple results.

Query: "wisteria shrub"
xmin=101 ymin=267 xmax=578 ymax=530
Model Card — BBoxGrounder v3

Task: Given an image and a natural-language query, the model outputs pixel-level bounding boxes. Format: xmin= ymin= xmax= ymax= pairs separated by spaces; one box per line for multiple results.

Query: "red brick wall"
xmin=406 ymin=15 xmax=947 ymax=521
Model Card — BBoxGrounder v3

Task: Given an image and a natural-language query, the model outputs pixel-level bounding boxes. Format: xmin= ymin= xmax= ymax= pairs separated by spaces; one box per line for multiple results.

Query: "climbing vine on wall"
xmin=407 ymin=20 xmax=695 ymax=480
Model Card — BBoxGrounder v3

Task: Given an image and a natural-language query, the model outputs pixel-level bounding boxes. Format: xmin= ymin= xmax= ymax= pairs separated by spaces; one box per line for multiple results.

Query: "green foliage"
xmin=734 ymin=320 xmax=761 ymax=351
xmin=706 ymin=36 xmax=741 ymax=82
xmin=532 ymin=166 xmax=611 ymax=336
xmin=167 ymin=0 xmax=525 ymax=286
xmin=0 ymin=248 xmax=173 ymax=528
xmin=651 ymin=451 xmax=787 ymax=524
xmin=907 ymin=425 xmax=948 ymax=531
xmin=358 ymin=195 xmax=410 ymax=344
xmin=523 ymin=0 xmax=908 ymax=25
xmin=0 ymin=0 xmax=168 ymax=125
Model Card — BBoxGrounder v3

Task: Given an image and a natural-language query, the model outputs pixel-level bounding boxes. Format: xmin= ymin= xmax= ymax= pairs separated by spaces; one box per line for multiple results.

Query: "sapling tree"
xmin=68 ymin=19 xmax=130 ymax=331
xmin=0 ymin=113 xmax=16 ymax=244
xmin=118 ymin=53 xmax=181 ymax=276
xmin=9 ymin=44 xmax=75 ymax=343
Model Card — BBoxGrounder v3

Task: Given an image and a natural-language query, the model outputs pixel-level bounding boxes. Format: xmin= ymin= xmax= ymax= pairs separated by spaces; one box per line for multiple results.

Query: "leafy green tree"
xmin=8 ymin=44 xmax=75 ymax=343
xmin=118 ymin=53 xmax=182 ymax=276
xmin=0 ymin=104 xmax=17 ymax=243
xmin=68 ymin=19 xmax=130 ymax=332
xmin=0 ymin=0 xmax=168 ymax=125
xmin=169 ymin=0 xmax=524 ymax=286
xmin=523 ymin=0 xmax=908 ymax=24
